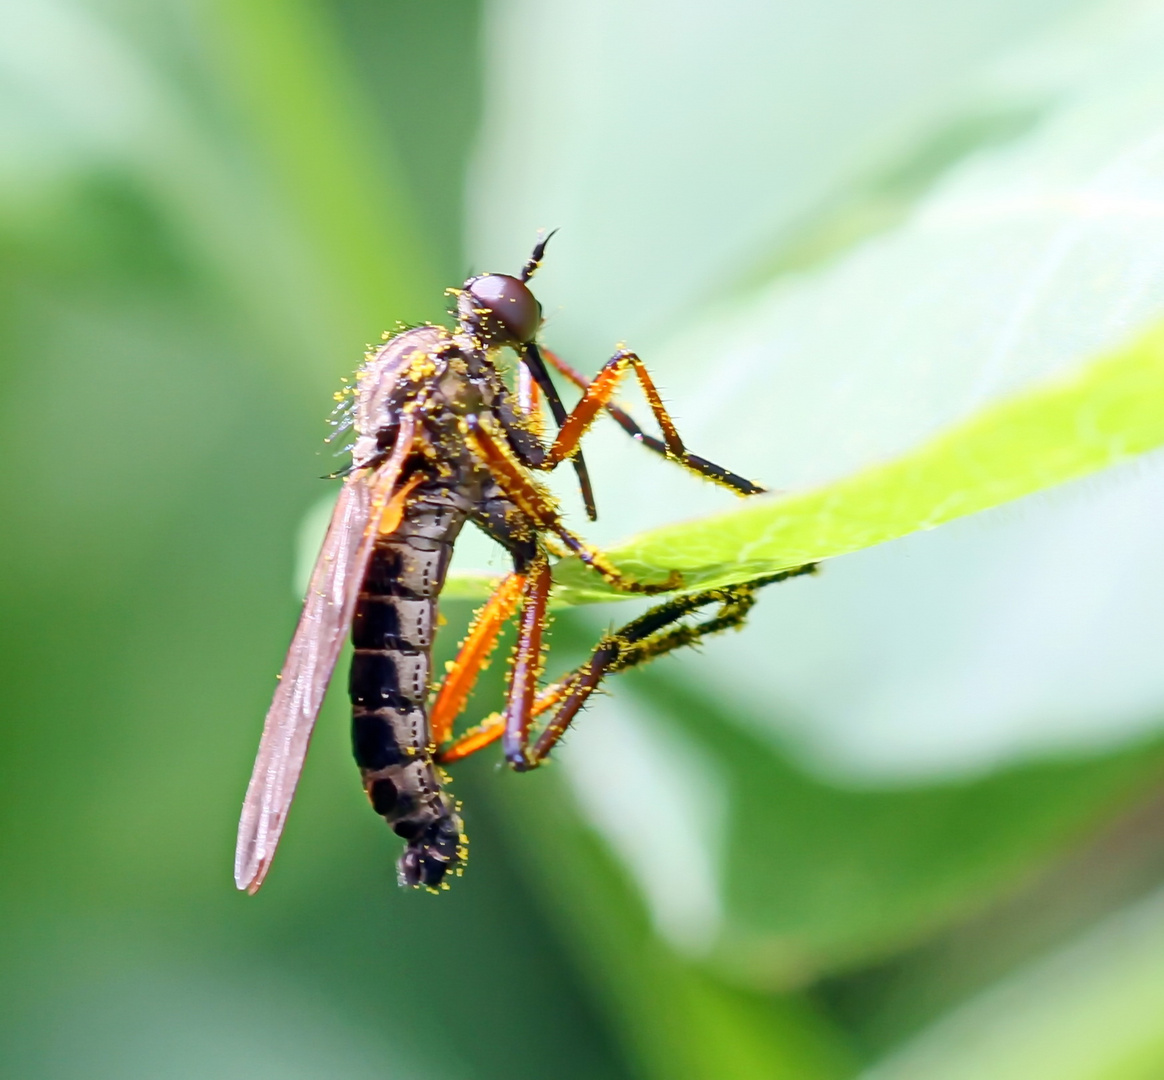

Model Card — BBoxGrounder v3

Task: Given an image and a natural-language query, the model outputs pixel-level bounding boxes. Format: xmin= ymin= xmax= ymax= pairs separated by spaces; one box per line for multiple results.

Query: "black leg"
xmin=524 ymin=564 xmax=818 ymax=764
xmin=523 ymin=343 xmax=598 ymax=519
xmin=539 ymin=347 xmax=765 ymax=496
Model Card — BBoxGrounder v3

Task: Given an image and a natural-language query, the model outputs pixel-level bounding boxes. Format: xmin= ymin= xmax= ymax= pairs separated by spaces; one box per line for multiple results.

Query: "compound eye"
xmin=466 ymin=274 xmax=541 ymax=344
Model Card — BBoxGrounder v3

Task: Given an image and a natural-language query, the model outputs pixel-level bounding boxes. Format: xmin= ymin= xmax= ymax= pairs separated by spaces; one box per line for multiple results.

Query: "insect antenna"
xmin=520 ymin=228 xmax=559 ymax=283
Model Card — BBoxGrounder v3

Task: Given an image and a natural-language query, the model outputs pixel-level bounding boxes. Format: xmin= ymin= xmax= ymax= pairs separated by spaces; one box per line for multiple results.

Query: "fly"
xmin=234 ymin=234 xmax=816 ymax=894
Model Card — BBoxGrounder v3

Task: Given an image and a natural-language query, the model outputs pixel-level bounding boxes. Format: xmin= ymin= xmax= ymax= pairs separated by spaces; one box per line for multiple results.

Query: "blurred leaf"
xmin=547 ymin=652 xmax=1164 ymax=986
xmin=858 ymin=887 xmax=1164 ymax=1080
xmin=204 ymin=0 xmax=440 ymax=330
xmin=469 ymin=0 xmax=1083 ymax=351
xmin=0 ymin=2 xmax=639 ymax=1078
xmin=326 ymin=0 xmax=484 ymax=283
xmin=491 ymin=766 xmax=859 ymax=1080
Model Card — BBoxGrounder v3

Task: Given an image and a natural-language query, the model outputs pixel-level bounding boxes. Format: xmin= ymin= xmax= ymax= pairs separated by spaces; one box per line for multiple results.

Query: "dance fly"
xmin=235 ymin=234 xmax=815 ymax=894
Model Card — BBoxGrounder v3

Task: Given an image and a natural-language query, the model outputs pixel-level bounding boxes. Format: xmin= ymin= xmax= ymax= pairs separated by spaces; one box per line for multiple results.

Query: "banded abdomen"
xmin=349 ymin=485 xmax=468 ymax=888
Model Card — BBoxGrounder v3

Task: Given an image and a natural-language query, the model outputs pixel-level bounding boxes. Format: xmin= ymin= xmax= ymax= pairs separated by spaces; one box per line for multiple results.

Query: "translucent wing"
xmin=235 ymin=416 xmax=416 ymax=893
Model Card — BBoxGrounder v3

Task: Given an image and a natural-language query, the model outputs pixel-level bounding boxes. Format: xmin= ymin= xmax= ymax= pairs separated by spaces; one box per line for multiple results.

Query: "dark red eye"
xmin=465 ymin=274 xmax=541 ymax=344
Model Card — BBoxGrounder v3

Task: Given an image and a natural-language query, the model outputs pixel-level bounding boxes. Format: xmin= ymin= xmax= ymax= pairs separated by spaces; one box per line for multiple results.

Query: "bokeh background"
xmin=6 ymin=1 xmax=1164 ymax=1077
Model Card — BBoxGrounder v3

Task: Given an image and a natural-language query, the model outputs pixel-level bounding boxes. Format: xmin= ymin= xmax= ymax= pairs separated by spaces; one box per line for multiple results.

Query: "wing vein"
xmin=234 ymin=416 xmax=418 ymax=893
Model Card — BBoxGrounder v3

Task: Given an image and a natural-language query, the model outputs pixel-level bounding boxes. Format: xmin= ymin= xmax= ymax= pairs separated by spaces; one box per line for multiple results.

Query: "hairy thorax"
xmin=351 ymin=325 xmax=510 ymax=479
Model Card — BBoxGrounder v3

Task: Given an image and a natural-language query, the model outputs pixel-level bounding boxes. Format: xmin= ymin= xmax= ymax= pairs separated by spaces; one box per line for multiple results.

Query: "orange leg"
xmin=462 ymin=415 xmax=561 ymax=522
xmin=544 ymin=348 xmax=666 ymax=467
xmin=540 ymin=347 xmax=764 ymax=496
xmin=517 ymin=362 xmax=541 ymax=421
xmin=376 ymin=474 xmax=426 ymax=537
xmin=434 ymin=560 xmax=554 ymax=767
xmin=436 ymin=712 xmax=505 ymax=764
xmin=436 ymin=654 xmax=573 ymax=765
xmin=436 ymin=559 xmax=556 ymax=768
xmin=501 ymin=559 xmax=553 ymax=770
xmin=439 ymin=565 xmax=816 ymax=770
xmin=464 ymin=415 xmax=680 ymax=595
xmin=430 ymin=571 xmax=525 ymax=747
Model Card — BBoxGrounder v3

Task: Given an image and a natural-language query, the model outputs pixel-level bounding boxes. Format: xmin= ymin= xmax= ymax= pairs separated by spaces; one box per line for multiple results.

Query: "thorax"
xmin=350 ymin=325 xmax=508 ymax=485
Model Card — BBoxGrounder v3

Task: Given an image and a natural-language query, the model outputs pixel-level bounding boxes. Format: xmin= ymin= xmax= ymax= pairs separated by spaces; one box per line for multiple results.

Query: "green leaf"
xmin=463 ymin=0 xmax=1164 ymax=788
xmin=449 ymin=3 xmax=1164 ymax=1011
xmin=445 ymin=322 xmax=1164 ymax=604
xmin=542 ymin=648 xmax=1164 ymax=985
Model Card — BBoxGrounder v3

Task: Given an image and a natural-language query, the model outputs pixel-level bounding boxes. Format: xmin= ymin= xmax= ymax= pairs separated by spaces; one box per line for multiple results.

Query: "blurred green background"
xmin=8 ymin=1 xmax=1164 ymax=1077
